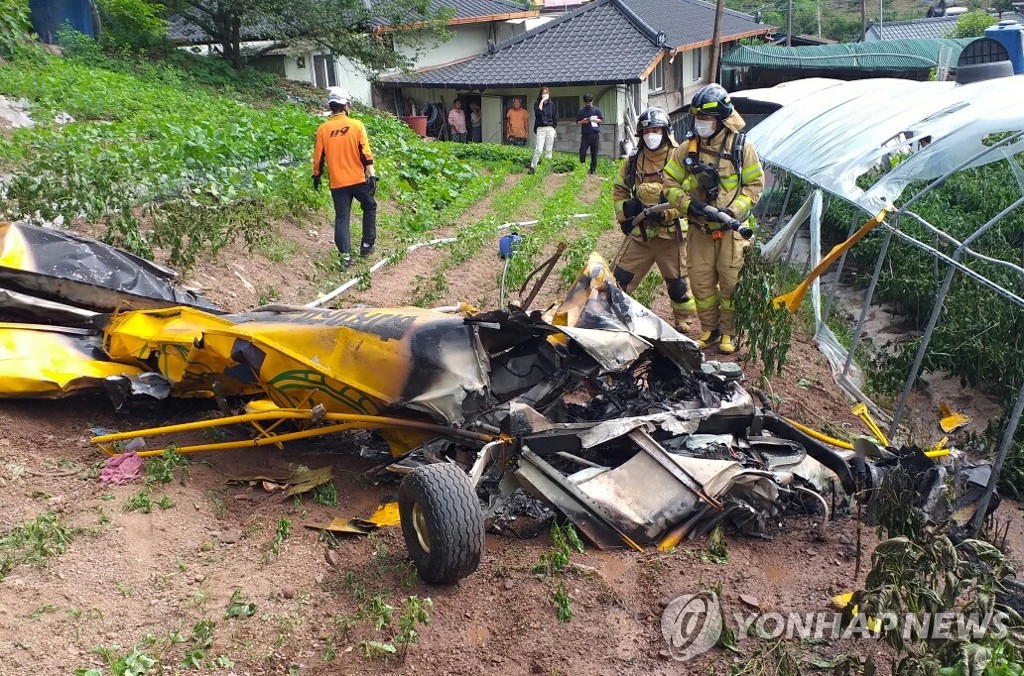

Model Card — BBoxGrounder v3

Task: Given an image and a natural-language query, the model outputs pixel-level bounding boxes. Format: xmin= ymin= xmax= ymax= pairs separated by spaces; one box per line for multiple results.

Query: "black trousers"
xmin=330 ymin=182 xmax=377 ymax=255
xmin=579 ymin=134 xmax=599 ymax=172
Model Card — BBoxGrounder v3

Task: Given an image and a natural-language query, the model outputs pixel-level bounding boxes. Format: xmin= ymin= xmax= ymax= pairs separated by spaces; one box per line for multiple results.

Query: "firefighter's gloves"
xmin=622 ymin=198 xmax=644 ymax=222
xmin=312 ymin=174 xmax=322 ymax=192
xmin=367 ymin=175 xmax=379 ymax=194
xmin=686 ymin=199 xmax=708 ymax=219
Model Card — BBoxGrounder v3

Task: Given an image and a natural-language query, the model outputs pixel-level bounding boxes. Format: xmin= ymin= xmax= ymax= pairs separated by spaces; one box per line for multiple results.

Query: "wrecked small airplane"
xmin=0 ymin=224 xmax=994 ymax=584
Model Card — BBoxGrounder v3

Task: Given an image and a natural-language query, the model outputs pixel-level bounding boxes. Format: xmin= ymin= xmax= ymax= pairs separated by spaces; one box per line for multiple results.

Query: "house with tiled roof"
xmin=167 ymin=0 xmax=541 ymax=103
xmin=380 ymin=0 xmax=771 ymax=155
xmin=861 ymin=13 xmax=1024 ymax=41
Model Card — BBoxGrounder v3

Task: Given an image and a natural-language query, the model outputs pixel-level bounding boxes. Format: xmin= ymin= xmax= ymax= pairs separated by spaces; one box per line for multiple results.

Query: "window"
xmin=313 ymin=54 xmax=337 ymax=89
xmin=691 ymin=48 xmax=703 ymax=83
xmin=648 ymin=59 xmax=665 ymax=93
xmin=553 ymin=96 xmax=578 ymax=121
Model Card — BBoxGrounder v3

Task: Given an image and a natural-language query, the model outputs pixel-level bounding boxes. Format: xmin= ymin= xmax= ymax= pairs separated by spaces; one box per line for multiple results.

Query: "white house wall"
xmin=396 ymin=24 xmax=492 ymax=70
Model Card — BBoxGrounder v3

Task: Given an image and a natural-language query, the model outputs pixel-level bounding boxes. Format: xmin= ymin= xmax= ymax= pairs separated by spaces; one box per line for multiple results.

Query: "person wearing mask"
xmin=312 ymin=87 xmax=378 ymax=269
xmin=469 ymin=101 xmax=482 ymax=143
xmin=448 ymin=99 xmax=468 ymax=143
xmin=576 ymin=93 xmax=603 ymax=175
xmin=528 ymin=86 xmax=556 ymax=174
xmin=663 ymin=84 xmax=765 ymax=354
xmin=506 ymin=98 xmax=528 ymax=146
xmin=612 ymin=107 xmax=694 ymax=332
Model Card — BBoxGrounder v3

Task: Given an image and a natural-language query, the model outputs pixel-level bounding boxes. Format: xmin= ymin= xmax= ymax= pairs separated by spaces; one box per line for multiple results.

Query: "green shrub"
xmin=96 ymin=0 xmax=169 ymax=50
xmin=0 ymin=0 xmax=32 ymax=57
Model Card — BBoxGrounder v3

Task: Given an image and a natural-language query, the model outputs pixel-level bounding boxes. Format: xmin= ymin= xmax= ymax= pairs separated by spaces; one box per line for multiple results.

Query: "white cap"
xmin=327 ymin=87 xmax=352 ymax=107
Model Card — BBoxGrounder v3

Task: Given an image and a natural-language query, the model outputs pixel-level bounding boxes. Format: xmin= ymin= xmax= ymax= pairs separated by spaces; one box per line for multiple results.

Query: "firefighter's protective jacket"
xmin=613 ymin=139 xmax=681 ymax=239
xmin=662 ymin=111 xmax=764 ymax=229
xmin=312 ymin=113 xmax=374 ymax=190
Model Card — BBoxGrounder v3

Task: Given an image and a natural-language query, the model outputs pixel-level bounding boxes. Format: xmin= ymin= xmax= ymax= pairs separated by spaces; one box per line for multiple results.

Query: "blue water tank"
xmin=985 ymin=20 xmax=1024 ymax=74
xmin=28 ymin=0 xmax=96 ymax=44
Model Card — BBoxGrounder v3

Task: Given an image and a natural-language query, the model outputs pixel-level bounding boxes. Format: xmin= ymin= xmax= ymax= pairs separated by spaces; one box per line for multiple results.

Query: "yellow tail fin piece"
xmin=938 ymin=401 xmax=971 ymax=433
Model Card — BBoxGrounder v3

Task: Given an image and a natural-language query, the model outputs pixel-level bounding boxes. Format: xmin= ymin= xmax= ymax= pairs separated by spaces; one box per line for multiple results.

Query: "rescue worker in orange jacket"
xmin=612 ymin=107 xmax=695 ymax=331
xmin=312 ymin=87 xmax=377 ymax=268
xmin=663 ymin=84 xmax=764 ymax=354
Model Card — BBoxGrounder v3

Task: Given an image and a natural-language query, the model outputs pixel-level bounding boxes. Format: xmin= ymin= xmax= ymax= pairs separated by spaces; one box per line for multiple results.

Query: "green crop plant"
xmin=532 ymin=522 xmax=585 ymax=623
xmin=556 ymin=161 xmax=617 ymax=287
xmin=0 ymin=511 xmax=78 ymax=580
xmin=0 ymin=51 xmax=508 ymax=279
xmin=734 ymin=243 xmax=794 ymax=378
xmin=504 ymin=166 xmax=590 ymax=292
xmin=811 ymin=154 xmax=1024 ymax=494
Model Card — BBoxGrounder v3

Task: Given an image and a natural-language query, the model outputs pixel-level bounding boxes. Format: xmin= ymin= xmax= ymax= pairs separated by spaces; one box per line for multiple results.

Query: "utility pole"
xmin=709 ymin=0 xmax=725 ymax=82
xmin=787 ymin=0 xmax=793 ymax=46
xmin=861 ymin=0 xmax=867 ymax=41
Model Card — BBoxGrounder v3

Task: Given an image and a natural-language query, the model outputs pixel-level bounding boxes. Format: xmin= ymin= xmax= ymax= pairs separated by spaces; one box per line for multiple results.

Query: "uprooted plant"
xmin=734 ymin=243 xmax=794 ymax=378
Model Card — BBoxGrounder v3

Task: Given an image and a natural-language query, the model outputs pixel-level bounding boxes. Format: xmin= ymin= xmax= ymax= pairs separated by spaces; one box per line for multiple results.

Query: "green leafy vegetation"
xmin=0 ymin=47 xmax=499 ymax=274
xmin=815 ymin=156 xmax=1024 ymax=493
xmin=0 ymin=512 xmax=78 ymax=581
xmin=0 ymin=0 xmax=32 ymax=58
xmin=945 ymin=10 xmax=997 ymax=38
xmin=532 ymin=523 xmax=585 ymax=623
xmin=845 ymin=463 xmax=1024 ymax=675
xmin=734 ymin=243 xmax=794 ymax=378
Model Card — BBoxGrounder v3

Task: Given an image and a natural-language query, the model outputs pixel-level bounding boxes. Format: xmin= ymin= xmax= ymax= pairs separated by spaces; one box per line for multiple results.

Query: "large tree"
xmin=165 ymin=0 xmax=258 ymax=69
xmin=166 ymin=0 xmax=452 ymax=72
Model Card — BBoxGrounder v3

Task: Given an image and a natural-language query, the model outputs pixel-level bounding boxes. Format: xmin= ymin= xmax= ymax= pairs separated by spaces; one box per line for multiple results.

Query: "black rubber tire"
xmin=398 ymin=463 xmax=484 ymax=584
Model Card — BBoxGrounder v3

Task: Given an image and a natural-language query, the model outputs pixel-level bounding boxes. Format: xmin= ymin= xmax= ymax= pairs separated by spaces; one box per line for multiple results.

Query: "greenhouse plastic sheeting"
xmin=760 ymin=190 xmax=888 ymax=421
xmin=746 ymin=78 xmax=1024 ymax=213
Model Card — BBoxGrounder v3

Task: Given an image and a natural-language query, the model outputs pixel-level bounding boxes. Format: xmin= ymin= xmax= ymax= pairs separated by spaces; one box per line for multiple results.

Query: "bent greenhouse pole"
xmin=889 ymin=194 xmax=1024 ymax=438
xmin=843 ymin=228 xmax=894 ymax=379
xmin=970 ymin=381 xmax=1024 ymax=536
xmin=823 ymin=213 xmax=861 ymax=323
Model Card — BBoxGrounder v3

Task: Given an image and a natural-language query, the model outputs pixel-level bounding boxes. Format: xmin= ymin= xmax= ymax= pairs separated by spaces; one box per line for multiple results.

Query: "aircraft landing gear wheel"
xmin=398 ymin=463 xmax=484 ymax=584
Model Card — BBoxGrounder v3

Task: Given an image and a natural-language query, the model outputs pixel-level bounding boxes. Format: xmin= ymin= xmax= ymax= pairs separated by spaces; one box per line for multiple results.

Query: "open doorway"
xmin=457 ymin=93 xmax=482 ymax=143
xmin=502 ymin=95 xmax=529 ymax=146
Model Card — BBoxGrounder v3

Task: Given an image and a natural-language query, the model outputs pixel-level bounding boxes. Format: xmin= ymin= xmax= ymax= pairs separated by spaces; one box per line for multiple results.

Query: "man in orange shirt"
xmin=312 ymin=87 xmax=377 ymax=268
xmin=506 ymin=98 xmax=528 ymax=146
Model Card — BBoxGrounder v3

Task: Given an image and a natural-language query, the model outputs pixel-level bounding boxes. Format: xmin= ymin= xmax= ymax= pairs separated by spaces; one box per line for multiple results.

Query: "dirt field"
xmin=1 ymin=169 xmax=1019 ymax=675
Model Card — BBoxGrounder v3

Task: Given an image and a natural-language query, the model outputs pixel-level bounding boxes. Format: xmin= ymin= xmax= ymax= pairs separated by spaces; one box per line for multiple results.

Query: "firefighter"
xmin=663 ymin=84 xmax=764 ymax=354
xmin=312 ymin=87 xmax=377 ymax=269
xmin=612 ymin=107 xmax=695 ymax=331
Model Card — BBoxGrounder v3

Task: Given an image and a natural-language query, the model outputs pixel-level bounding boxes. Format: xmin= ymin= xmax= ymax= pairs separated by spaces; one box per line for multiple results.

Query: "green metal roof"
xmin=722 ymin=38 xmax=975 ymax=71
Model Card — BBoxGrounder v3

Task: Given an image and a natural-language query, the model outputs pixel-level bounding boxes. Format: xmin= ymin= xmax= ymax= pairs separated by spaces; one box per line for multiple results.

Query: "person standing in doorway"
xmin=528 ymin=86 xmax=556 ymax=174
xmin=448 ymin=99 xmax=468 ymax=143
xmin=312 ymin=87 xmax=377 ymax=269
xmin=469 ymin=101 xmax=482 ymax=143
xmin=506 ymin=98 xmax=528 ymax=146
xmin=576 ymin=93 xmax=603 ymax=174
